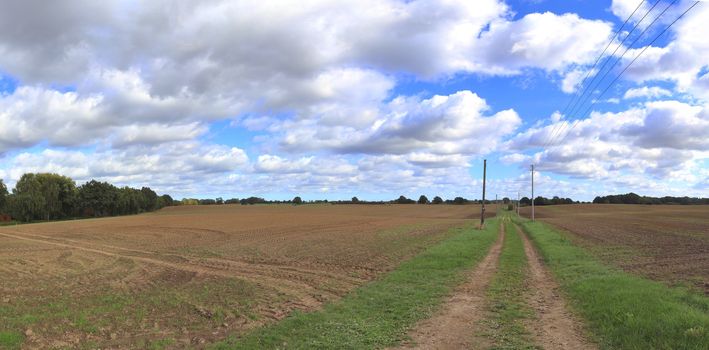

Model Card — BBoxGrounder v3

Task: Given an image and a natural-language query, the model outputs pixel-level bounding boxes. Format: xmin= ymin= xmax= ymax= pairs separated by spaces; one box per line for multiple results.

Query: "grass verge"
xmin=519 ymin=219 xmax=709 ymax=349
xmin=482 ymin=218 xmax=536 ymax=349
xmin=212 ymin=220 xmax=500 ymax=349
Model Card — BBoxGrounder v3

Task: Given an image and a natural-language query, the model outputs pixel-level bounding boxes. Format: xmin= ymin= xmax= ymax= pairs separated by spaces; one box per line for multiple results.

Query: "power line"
xmin=545 ymin=0 xmax=662 ymax=149
xmin=546 ymin=0 xmax=680 ymax=149
xmin=570 ymin=0 xmax=677 ymax=116
xmin=552 ymin=1 xmax=700 ymax=148
xmin=541 ymin=0 xmax=648 ymax=150
xmin=565 ymin=0 xmax=662 ymax=120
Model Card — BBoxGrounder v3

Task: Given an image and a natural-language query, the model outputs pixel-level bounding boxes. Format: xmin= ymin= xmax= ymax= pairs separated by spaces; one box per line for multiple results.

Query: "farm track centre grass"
xmin=0 ymin=204 xmax=492 ymax=348
xmin=212 ymin=219 xmax=500 ymax=349
xmin=519 ymin=218 xmax=709 ymax=349
xmin=481 ymin=216 xmax=537 ymax=349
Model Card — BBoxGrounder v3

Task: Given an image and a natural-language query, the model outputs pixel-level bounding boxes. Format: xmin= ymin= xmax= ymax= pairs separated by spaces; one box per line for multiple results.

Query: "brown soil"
xmin=516 ymin=224 xmax=596 ymax=350
xmin=0 ymin=204 xmax=490 ymax=348
xmin=520 ymin=204 xmax=709 ymax=293
xmin=395 ymin=221 xmax=505 ymax=349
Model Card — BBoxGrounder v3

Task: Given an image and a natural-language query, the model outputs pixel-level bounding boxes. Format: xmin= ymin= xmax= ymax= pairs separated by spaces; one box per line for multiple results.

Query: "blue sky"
xmin=0 ymin=0 xmax=707 ymax=201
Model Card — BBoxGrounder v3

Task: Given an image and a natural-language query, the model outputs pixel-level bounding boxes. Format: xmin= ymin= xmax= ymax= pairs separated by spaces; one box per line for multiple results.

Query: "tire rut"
xmin=395 ymin=222 xmax=505 ymax=349
xmin=515 ymin=224 xmax=597 ymax=350
xmin=0 ymin=230 xmax=323 ymax=309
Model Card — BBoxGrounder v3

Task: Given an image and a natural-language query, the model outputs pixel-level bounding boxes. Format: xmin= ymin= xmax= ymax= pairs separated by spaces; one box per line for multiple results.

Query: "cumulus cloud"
xmin=0 ymin=0 xmax=703 ymax=199
xmin=623 ymin=86 xmax=673 ymax=99
xmin=504 ymin=100 xmax=709 ymax=185
xmin=474 ymin=12 xmax=612 ymax=73
xmin=621 ymin=2 xmax=709 ymax=100
xmin=0 ymin=143 xmax=249 ymax=194
xmin=272 ymin=90 xmax=521 ymax=157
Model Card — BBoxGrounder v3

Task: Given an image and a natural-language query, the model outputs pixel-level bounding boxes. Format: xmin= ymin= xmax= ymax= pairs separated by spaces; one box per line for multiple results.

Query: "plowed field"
xmin=519 ymin=204 xmax=709 ymax=294
xmin=0 ymin=204 xmax=486 ymax=348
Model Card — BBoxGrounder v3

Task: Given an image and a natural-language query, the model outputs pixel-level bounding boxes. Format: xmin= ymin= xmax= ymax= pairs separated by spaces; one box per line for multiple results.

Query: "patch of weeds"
xmin=148 ymin=338 xmax=176 ymax=350
xmin=0 ymin=331 xmax=23 ymax=350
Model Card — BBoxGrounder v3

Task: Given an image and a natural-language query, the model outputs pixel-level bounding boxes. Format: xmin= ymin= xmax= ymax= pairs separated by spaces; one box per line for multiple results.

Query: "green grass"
xmin=482 ymin=219 xmax=537 ymax=349
xmin=0 ymin=331 xmax=23 ymax=350
xmin=212 ymin=220 xmax=500 ymax=349
xmin=519 ymin=219 xmax=709 ymax=350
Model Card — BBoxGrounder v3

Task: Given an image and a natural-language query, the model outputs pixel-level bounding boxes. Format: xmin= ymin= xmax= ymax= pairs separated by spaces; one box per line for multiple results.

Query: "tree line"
xmin=593 ymin=193 xmax=709 ymax=205
xmin=519 ymin=196 xmax=577 ymax=206
xmin=173 ymin=195 xmax=497 ymax=206
xmin=0 ymin=173 xmax=173 ymax=222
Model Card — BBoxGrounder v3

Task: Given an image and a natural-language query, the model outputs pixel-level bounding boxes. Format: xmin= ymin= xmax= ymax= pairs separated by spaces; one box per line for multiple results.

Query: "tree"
xmin=224 ymin=198 xmax=240 ymax=204
xmin=160 ymin=194 xmax=174 ymax=207
xmin=351 ymin=196 xmax=359 ymax=203
xmin=418 ymin=195 xmax=429 ymax=204
xmin=117 ymin=186 xmax=143 ymax=215
xmin=215 ymin=197 xmax=224 ymax=205
xmin=452 ymin=197 xmax=467 ymax=205
xmin=0 ymin=179 xmax=7 ymax=213
xmin=293 ymin=196 xmax=303 ymax=205
xmin=432 ymin=196 xmax=443 ymax=204
xmin=502 ymin=197 xmax=510 ymax=204
xmin=534 ymin=196 xmax=550 ymax=206
xmin=77 ymin=180 xmax=119 ymax=217
xmin=241 ymin=197 xmax=266 ymax=205
xmin=141 ymin=187 xmax=158 ymax=212
xmin=395 ymin=195 xmax=415 ymax=204
xmin=6 ymin=193 xmax=44 ymax=222
xmin=520 ymin=197 xmax=531 ymax=206
xmin=11 ymin=174 xmax=45 ymax=221
xmin=11 ymin=173 xmax=76 ymax=220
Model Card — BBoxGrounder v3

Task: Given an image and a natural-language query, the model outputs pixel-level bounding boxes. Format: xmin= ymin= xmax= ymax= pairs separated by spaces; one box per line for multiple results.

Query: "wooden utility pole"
xmin=531 ymin=164 xmax=535 ymax=222
xmin=480 ymin=159 xmax=487 ymax=229
xmin=517 ymin=191 xmax=520 ymax=217
xmin=495 ymin=194 xmax=498 ymax=216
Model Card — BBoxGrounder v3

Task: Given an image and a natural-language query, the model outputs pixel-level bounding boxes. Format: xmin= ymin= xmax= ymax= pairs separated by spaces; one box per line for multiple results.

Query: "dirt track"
xmin=516 ymin=224 xmax=596 ymax=350
xmin=396 ymin=222 xmax=505 ymax=349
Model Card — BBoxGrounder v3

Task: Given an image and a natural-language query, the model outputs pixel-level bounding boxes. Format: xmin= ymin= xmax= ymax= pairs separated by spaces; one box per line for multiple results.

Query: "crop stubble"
xmin=0 ymin=204 xmax=483 ymax=348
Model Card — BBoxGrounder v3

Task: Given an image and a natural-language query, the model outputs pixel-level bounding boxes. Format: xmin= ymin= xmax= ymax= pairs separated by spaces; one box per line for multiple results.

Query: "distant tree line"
xmin=0 ymin=174 xmax=173 ymax=222
xmin=593 ymin=193 xmax=709 ymax=205
xmin=519 ymin=196 xmax=576 ymax=206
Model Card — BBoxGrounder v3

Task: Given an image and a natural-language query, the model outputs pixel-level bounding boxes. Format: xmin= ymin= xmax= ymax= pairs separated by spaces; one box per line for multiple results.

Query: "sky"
xmin=0 ymin=0 xmax=707 ymax=201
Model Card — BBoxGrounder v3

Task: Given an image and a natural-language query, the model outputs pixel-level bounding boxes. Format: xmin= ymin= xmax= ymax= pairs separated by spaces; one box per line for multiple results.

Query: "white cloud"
xmin=610 ymin=0 xmax=650 ymax=22
xmin=624 ymin=86 xmax=673 ymax=100
xmin=561 ymin=68 xmax=592 ymax=94
xmin=621 ymin=2 xmax=709 ymax=101
xmin=505 ymin=100 xmax=709 ymax=186
xmin=272 ymin=90 xmax=522 ymax=157
xmin=1 ymin=143 xmax=249 ymax=195
xmin=474 ymin=12 xmax=612 ymax=73
xmin=0 ymin=1 xmax=704 ymax=199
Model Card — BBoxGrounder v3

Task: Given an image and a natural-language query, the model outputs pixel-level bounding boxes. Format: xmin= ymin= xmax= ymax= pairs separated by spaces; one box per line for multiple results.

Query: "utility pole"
xmin=495 ymin=194 xmax=498 ymax=216
xmin=517 ymin=191 xmax=520 ymax=217
xmin=531 ymin=164 xmax=535 ymax=222
xmin=480 ymin=159 xmax=487 ymax=229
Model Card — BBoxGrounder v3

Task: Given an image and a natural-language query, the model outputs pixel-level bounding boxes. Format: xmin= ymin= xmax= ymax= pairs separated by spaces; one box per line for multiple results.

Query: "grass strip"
xmin=212 ymin=220 xmax=500 ymax=349
xmin=519 ymin=219 xmax=709 ymax=349
xmin=482 ymin=217 xmax=536 ymax=350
